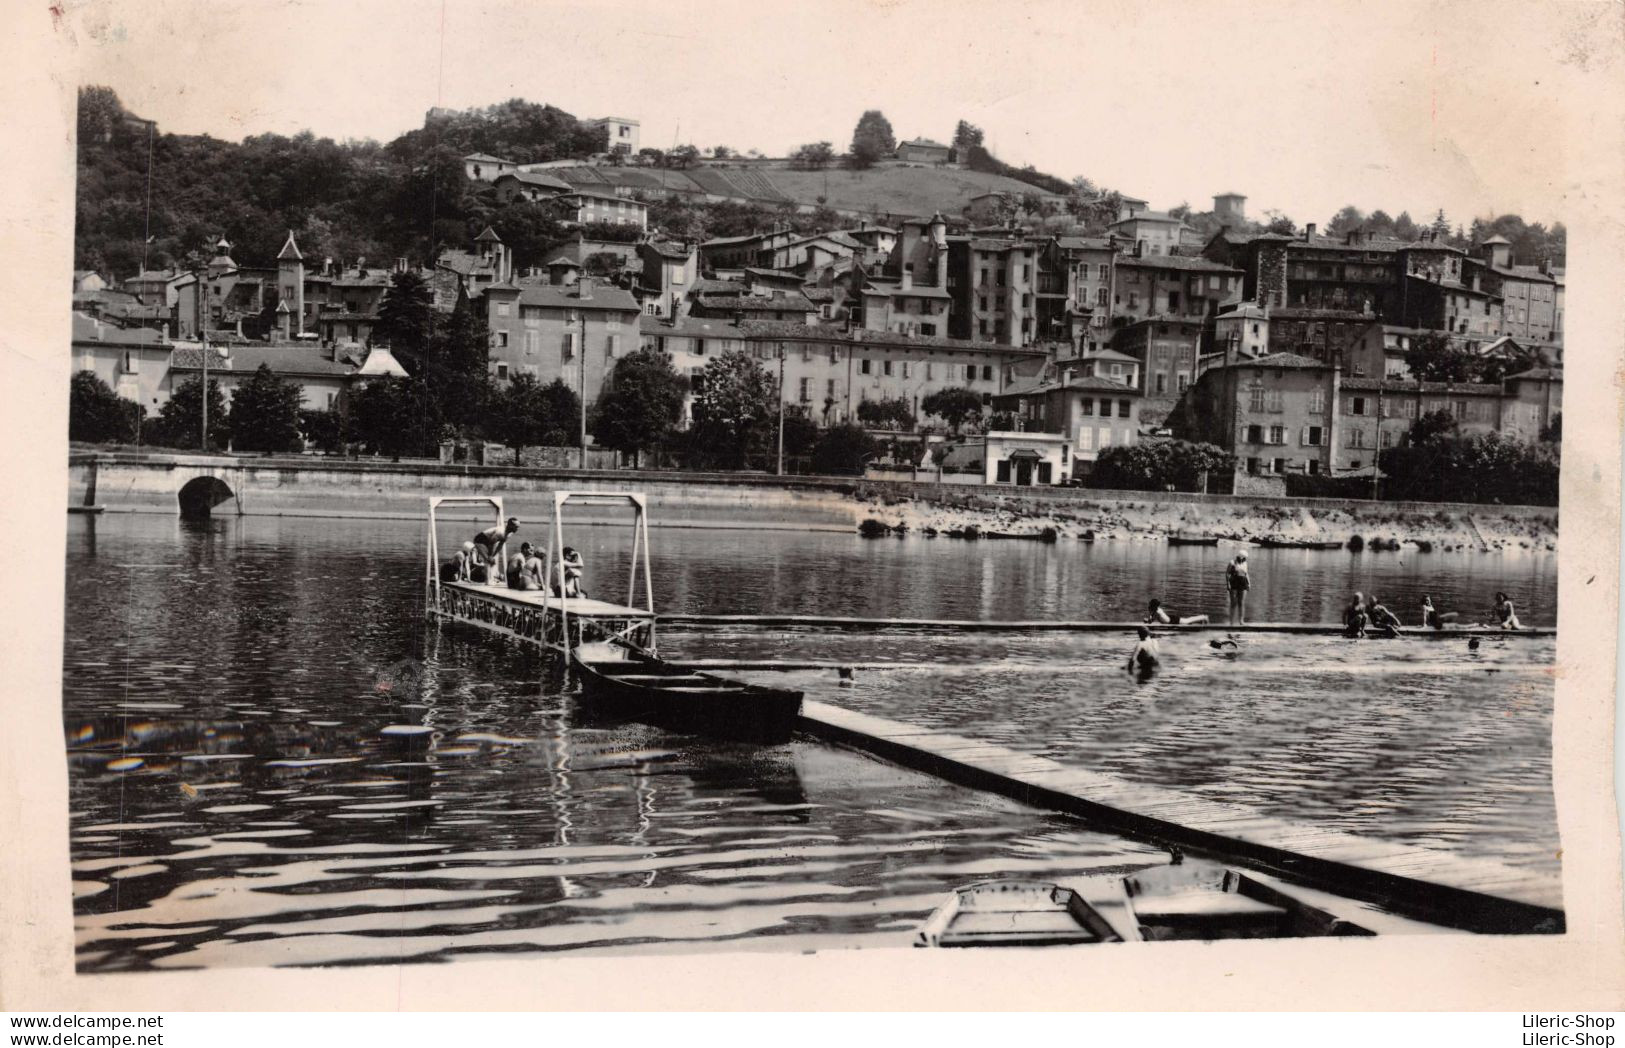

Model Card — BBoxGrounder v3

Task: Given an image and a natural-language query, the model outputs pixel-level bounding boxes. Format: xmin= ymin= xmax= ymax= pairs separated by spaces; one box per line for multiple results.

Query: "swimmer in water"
xmin=1344 ymin=592 xmax=1369 ymax=638
xmin=1127 ymin=625 xmax=1161 ymax=675
xmin=1208 ymin=637 xmax=1239 ymax=650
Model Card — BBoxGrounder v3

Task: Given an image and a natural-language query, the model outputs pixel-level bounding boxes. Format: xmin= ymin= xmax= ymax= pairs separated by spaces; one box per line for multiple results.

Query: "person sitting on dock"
xmin=1494 ymin=591 xmax=1523 ymax=630
xmin=1127 ymin=626 xmax=1160 ymax=675
xmin=440 ymin=540 xmax=475 ymax=583
xmin=473 ymin=517 xmax=520 ymax=584
xmin=1421 ymin=595 xmax=1458 ymax=630
xmin=1366 ymin=596 xmax=1403 ymax=637
xmin=522 ymin=544 xmax=546 ymax=591
xmin=506 ymin=547 xmax=540 ymax=591
xmin=1344 ymin=593 xmax=1369 ymax=638
xmin=1224 ymin=554 xmax=1250 ymax=625
xmin=560 ymin=547 xmax=588 ymax=599
xmin=1145 ymin=599 xmax=1209 ymax=626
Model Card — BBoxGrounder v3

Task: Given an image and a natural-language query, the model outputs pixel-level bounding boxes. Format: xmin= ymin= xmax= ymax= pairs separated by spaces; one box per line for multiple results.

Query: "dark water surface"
xmin=62 ymin=514 xmax=1557 ymax=969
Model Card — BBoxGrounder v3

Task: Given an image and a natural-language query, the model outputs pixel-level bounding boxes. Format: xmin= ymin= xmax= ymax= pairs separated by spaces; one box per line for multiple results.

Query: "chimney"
xmin=577 ymin=277 xmax=593 ymax=300
xmin=1305 ymin=223 xmax=1316 ymax=241
xmin=395 ymin=257 xmax=408 ymax=273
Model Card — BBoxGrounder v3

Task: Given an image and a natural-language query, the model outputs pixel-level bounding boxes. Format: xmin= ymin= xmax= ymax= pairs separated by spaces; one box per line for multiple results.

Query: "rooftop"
xmin=739 ymin=319 xmax=1047 ymax=356
xmin=644 ymin=240 xmax=695 ymax=260
xmin=463 ymin=152 xmax=513 ymax=164
xmin=497 ymin=170 xmax=573 ymax=191
xmin=1117 ymin=254 xmax=1241 ymax=273
xmin=170 ymin=343 xmax=359 ymax=377
xmin=640 ymin=315 xmax=747 ymax=339
xmin=502 ymin=282 xmax=641 ymax=312
xmin=1212 ymin=351 xmax=1329 ymax=371
xmin=1340 ymin=378 xmax=1503 ymax=394
xmin=71 ymin=311 xmax=168 ymax=345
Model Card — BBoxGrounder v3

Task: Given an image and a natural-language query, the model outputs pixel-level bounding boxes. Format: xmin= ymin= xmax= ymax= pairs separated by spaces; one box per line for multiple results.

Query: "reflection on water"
xmin=62 ymin=514 xmax=1555 ymax=968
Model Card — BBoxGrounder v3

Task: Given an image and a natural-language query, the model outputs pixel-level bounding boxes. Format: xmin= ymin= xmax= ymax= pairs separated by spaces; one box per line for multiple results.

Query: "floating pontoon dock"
xmin=658 ymin=613 xmax=1554 ymax=636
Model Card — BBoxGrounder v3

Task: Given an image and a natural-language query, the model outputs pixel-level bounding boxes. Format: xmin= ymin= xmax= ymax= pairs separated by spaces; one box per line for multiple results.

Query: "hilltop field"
xmin=555 ymin=162 xmax=1062 ymax=220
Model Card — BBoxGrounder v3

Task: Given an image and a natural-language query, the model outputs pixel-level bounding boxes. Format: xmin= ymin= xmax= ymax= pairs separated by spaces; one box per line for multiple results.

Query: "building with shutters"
xmin=483 ymin=277 xmax=641 ymax=401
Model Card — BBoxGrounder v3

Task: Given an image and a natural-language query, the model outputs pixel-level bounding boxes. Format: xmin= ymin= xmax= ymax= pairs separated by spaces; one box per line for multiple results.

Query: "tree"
xmin=856 ymin=396 xmax=916 ymax=431
xmin=667 ymin=144 xmax=701 ymax=169
xmin=373 ymin=270 xmax=436 ymax=374
xmin=690 ymin=350 xmax=777 ymax=469
xmin=811 ymin=423 xmax=875 ymax=475
xmin=952 ymin=120 xmax=984 ymax=152
xmin=487 ymin=373 xmax=555 ymax=463
xmin=637 ymin=147 xmax=666 ymax=167
xmin=1087 ymin=440 xmax=1234 ymax=492
xmin=848 ymin=110 xmax=896 ymax=169
xmin=1393 ymin=211 xmax=1420 ymax=241
xmin=1380 ymin=428 xmax=1558 ymax=506
xmin=149 ymin=377 xmax=229 ymax=450
xmin=711 ymin=146 xmax=734 ymax=159
xmin=583 ymin=251 xmax=626 ymax=279
xmin=1540 ymin=411 xmax=1562 ymax=443
xmin=790 ymin=141 xmax=835 ymax=170
xmin=228 ymin=363 xmax=305 ymax=452
xmin=1403 ymin=331 xmax=1479 ymax=383
xmin=68 ymin=371 xmax=142 ymax=444
xmin=591 ymin=346 xmax=686 ymax=467
xmin=1168 ymin=201 xmax=1193 ymax=221
xmin=1262 ymin=211 xmax=1297 ymax=235
xmin=1407 ymin=408 xmax=1459 ymax=447
xmin=537 ymin=378 xmax=582 ymax=447
xmin=299 ymin=407 xmax=347 ymax=453
xmin=921 ymin=387 xmax=984 ymax=435
xmin=780 ymin=404 xmax=819 ymax=469
xmin=1430 ymin=208 xmax=1452 ymax=239
xmin=1364 ymin=209 xmax=1396 ymax=238
xmin=428 ymin=292 xmax=492 ymax=434
xmin=349 ymin=376 xmax=440 ymax=459
xmin=1326 ymin=205 xmax=1365 ymax=238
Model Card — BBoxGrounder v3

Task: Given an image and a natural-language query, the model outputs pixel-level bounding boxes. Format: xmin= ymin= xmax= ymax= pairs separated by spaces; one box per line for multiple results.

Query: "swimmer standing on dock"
xmin=1225 ymin=553 xmax=1250 ymax=626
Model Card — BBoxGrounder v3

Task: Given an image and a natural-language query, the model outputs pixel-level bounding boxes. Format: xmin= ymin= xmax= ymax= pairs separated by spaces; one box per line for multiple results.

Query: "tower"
xmin=475 ymin=226 xmax=510 ymax=283
xmin=277 ymin=230 xmax=305 ymax=336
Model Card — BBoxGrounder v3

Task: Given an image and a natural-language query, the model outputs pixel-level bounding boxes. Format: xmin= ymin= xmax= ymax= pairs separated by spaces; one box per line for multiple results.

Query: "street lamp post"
xmin=578 ymin=312 xmax=588 ymax=469
xmin=776 ymin=342 xmax=786 ymax=476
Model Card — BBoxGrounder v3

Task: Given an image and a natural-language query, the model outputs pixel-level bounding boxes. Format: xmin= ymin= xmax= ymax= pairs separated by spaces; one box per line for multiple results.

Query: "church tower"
xmin=277 ymin=231 xmax=306 ymax=336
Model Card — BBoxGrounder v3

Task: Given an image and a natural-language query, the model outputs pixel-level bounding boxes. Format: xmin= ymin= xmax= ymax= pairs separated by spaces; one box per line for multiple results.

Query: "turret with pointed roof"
xmin=277 ymin=230 xmax=306 ymax=335
xmin=277 ymin=230 xmax=304 ymax=260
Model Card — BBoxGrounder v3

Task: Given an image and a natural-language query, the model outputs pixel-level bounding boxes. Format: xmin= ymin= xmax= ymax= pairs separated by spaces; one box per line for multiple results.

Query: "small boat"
xmin=916 ymin=861 xmax=1373 ymax=946
xmin=1253 ymin=537 xmax=1345 ymax=550
xmin=1167 ymin=534 xmax=1219 ymax=546
xmin=571 ymin=643 xmax=803 ymax=744
xmin=914 ymin=880 xmax=1122 ymax=947
xmin=1121 ymin=862 xmax=1373 ymax=941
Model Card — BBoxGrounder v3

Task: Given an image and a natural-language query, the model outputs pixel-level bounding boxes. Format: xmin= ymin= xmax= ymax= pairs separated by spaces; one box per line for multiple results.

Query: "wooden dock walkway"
xmin=660 ymin=613 xmax=1555 ymax=637
xmin=797 ymin=701 xmax=1564 ymax=935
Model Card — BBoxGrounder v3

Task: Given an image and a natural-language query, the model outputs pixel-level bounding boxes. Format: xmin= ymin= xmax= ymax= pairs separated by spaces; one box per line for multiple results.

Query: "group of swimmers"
xmin=439 ymin=516 xmax=589 ymax=598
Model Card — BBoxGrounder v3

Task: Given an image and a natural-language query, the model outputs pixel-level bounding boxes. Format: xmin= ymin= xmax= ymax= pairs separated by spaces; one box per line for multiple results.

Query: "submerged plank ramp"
xmin=797 ymin=701 xmax=1564 ymax=935
xmin=661 ymin=613 xmax=1554 ymax=637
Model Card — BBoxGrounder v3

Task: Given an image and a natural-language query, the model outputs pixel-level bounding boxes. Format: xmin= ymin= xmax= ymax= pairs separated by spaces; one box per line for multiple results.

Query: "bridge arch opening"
xmin=178 ymin=476 xmax=235 ymax=520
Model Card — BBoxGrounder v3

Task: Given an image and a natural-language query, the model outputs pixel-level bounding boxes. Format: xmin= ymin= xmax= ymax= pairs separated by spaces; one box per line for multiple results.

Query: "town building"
xmin=764 ymin=231 xmax=860 ymax=273
xmin=636 ymin=314 xmax=749 ymax=425
xmin=560 ymin=190 xmax=647 ymax=231
xmin=689 ymin=288 xmax=816 ymax=323
xmin=897 ymin=138 xmax=951 ymax=164
xmin=463 ymin=153 xmax=517 ymax=182
xmin=71 ymin=311 xmax=172 ymax=409
xmin=635 ymin=239 xmax=696 ymax=317
xmin=698 ymin=227 xmax=802 ymax=273
xmin=1112 ymin=316 xmax=1206 ymax=424
xmin=590 ymin=117 xmax=640 ymax=155
xmin=1212 ymin=303 xmax=1270 ymax=360
xmin=1336 ymin=377 xmax=1505 ymax=469
xmin=1040 ymin=235 xmax=1119 ymax=355
xmin=1169 ymin=352 xmax=1340 ymax=488
xmin=852 ymin=267 xmax=953 ymax=338
xmin=846 ymin=223 xmax=897 ymax=265
xmin=483 ymin=277 xmax=641 ymax=399
xmin=1499 ymin=367 xmax=1563 ymax=443
xmin=167 ymin=341 xmax=405 ymax=412
xmin=1111 ymin=251 xmax=1243 ymax=326
xmin=1212 ymin=193 xmax=1247 ymax=224
xmin=73 ymin=270 xmax=107 ymax=294
xmin=992 ymin=368 xmax=1142 ymax=476
xmin=1259 ymin=307 xmax=1372 ymax=362
xmin=1476 ymin=236 xmax=1561 ymax=343
xmin=1108 ymin=210 xmax=1188 ymax=256
xmin=946 ymin=234 xmax=1040 ymax=347
xmin=493 ymin=170 xmax=574 ymax=204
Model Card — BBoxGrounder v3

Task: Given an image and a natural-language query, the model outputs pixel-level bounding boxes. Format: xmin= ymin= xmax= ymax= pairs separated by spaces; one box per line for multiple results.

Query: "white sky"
xmin=66 ymin=0 xmax=1605 ymax=229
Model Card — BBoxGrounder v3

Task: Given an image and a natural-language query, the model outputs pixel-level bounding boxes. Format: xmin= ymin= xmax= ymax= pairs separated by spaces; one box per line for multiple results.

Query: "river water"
xmin=61 ymin=514 xmax=1558 ymax=970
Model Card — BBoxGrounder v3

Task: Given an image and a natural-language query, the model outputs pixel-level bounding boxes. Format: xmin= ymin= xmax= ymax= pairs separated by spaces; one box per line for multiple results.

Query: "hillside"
xmin=550 ymin=162 xmax=1066 ymax=221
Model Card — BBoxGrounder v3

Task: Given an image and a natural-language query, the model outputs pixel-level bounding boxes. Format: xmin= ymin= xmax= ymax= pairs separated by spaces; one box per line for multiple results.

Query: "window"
xmin=606 ymin=314 xmax=621 ymax=330
xmin=1078 ymin=427 xmax=1094 ymax=450
xmin=1096 ymin=287 xmax=1108 ymax=307
xmin=802 ymin=344 xmax=812 ymax=362
xmin=1021 ymin=264 xmax=1031 ymax=282
xmin=496 ymin=331 xmax=509 ymax=348
xmin=607 ymin=334 xmax=619 ymax=357
xmin=1308 ymin=459 xmax=1321 ymax=476
xmin=1118 ymin=399 xmax=1131 ymax=419
xmin=1349 ymin=396 xmax=1367 ymax=415
xmin=1246 ymin=424 xmax=1264 ymax=443
xmin=1247 ymin=457 xmax=1261 ymax=475
xmin=1168 ymin=291 xmax=1180 ymax=312
xmin=861 ymin=359 xmax=872 ymax=375
xmin=982 ymin=366 xmax=993 ymax=381
xmin=1304 ymin=425 xmax=1324 ymax=446
xmin=996 ymin=461 xmax=1011 ymax=483
xmin=495 ymin=362 xmax=509 ymax=379
xmin=902 ymin=362 xmax=911 ymax=379
xmin=645 ymin=302 xmax=659 ymax=316
xmin=1098 ymin=428 xmax=1112 ymax=448
xmin=826 ymin=378 xmax=837 ymax=400
xmin=1178 ymin=373 xmax=1190 ymax=392
xmin=1269 ymin=424 xmax=1286 ymax=445
xmin=1249 ymin=388 xmax=1265 ymax=411
xmin=521 ymin=306 xmax=540 ymax=327
xmin=799 ymin=377 xmax=811 ymax=402
xmin=561 ymin=332 xmax=574 ymax=358
xmin=1346 ymin=428 xmax=1368 ymax=448
xmin=1265 ymin=390 xmax=1282 ymax=412
xmin=966 ymin=364 xmax=976 ymax=381
xmin=1128 ymin=292 xmax=1140 ymax=308
xmin=883 ymin=360 xmax=893 ymax=376
xmin=524 ymin=330 xmax=539 ymax=356
xmin=1350 ymin=459 xmax=1362 ymax=470
xmin=694 ymin=338 xmax=706 ymax=356
xmin=1380 ymin=429 xmax=1395 ymax=448
xmin=1155 ymin=374 xmax=1167 ymax=394
xmin=1081 ymin=398 xmax=1094 ymax=416
xmin=1273 ymin=457 xmax=1288 ymax=474
xmin=1309 ymin=388 xmax=1325 ymax=413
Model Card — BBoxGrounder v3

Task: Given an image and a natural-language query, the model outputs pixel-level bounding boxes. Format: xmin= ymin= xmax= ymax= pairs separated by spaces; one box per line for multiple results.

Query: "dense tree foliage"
xmin=68 ymin=371 xmax=143 ymax=444
xmin=790 ymin=142 xmax=835 ymax=170
xmin=848 ymin=110 xmax=897 ymax=169
xmin=856 ymin=396 xmax=916 ymax=431
xmin=810 ymin=422 xmax=875 ymax=475
xmin=1379 ymin=425 xmax=1559 ymax=506
xmin=349 ymin=376 xmax=441 ymax=459
xmin=590 ymin=347 xmax=687 ymax=466
xmin=147 ymin=377 xmax=229 ymax=450
xmin=1087 ymin=440 xmax=1234 ymax=492
xmin=228 ymin=363 xmax=305 ymax=452
xmin=74 ymin=88 xmax=604 ymax=278
xmin=920 ymin=387 xmax=984 ymax=435
xmin=690 ymin=351 xmax=777 ymax=468
xmin=299 ymin=407 xmax=347 ymax=453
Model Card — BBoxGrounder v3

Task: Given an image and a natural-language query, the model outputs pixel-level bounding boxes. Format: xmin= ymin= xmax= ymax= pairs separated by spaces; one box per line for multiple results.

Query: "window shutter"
xmin=1300 ymin=425 xmax=1309 ymax=446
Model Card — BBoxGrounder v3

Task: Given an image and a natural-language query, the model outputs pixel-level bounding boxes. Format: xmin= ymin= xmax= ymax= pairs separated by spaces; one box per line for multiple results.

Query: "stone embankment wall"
xmin=67 ymin=454 xmax=1557 ymax=550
